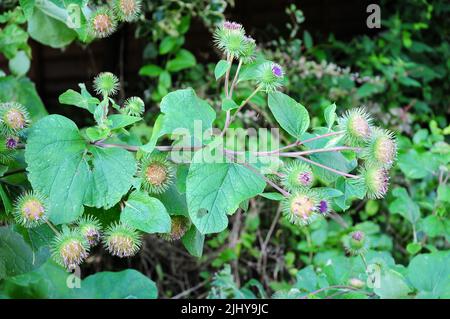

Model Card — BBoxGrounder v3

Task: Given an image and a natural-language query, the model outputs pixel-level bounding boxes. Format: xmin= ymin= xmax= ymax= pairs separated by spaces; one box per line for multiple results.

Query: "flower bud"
xmin=213 ymin=21 xmax=246 ymax=57
xmin=344 ymin=230 xmax=369 ymax=255
xmin=139 ymin=154 xmax=174 ymax=194
xmin=240 ymin=36 xmax=256 ymax=64
xmin=338 ymin=107 xmax=372 ymax=146
xmin=317 ymin=199 xmax=331 ymax=215
xmin=282 ymin=189 xmax=320 ymax=226
xmin=348 ymin=278 xmax=365 ymax=289
xmin=363 ymin=128 xmax=397 ymax=168
xmin=103 ymin=222 xmax=141 ymax=258
xmin=13 ymin=191 xmax=48 ymax=228
xmin=51 ymin=228 xmax=89 ymax=270
xmin=114 ymin=0 xmax=141 ymax=22
xmin=257 ymin=62 xmax=284 ymax=91
xmin=76 ymin=215 xmax=102 ymax=247
xmin=281 ymin=161 xmax=314 ymax=191
xmin=123 ymin=96 xmax=145 ymax=117
xmin=5 ymin=136 xmax=19 ymax=149
xmin=159 ymin=215 xmax=191 ymax=241
xmin=361 ymin=164 xmax=389 ymax=199
xmin=93 ymin=72 xmax=119 ymax=97
xmin=0 ymin=102 xmax=30 ymax=134
xmin=89 ymin=8 xmax=117 ymax=39
xmin=0 ymin=137 xmax=15 ymax=164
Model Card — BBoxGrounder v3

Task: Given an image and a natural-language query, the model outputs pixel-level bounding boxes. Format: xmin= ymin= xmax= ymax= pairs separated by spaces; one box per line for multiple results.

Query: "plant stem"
xmin=229 ymin=85 xmax=262 ymax=124
xmin=267 ymin=146 xmax=360 ymax=157
xmin=228 ymin=58 xmax=243 ymax=97
xmin=46 ymin=220 xmax=61 ymax=236
xmin=296 ymin=155 xmax=360 ymax=179
xmin=224 ymin=53 xmax=233 ymax=98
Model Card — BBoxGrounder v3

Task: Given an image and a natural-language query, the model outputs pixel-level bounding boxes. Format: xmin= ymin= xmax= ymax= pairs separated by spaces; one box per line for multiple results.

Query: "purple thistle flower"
xmin=223 ymin=21 xmax=243 ymax=31
xmin=352 ymin=231 xmax=364 ymax=242
xmin=271 ymin=63 xmax=283 ymax=77
xmin=318 ymin=200 xmax=328 ymax=214
xmin=6 ymin=137 xmax=18 ymax=149
xmin=298 ymin=172 xmax=312 ymax=186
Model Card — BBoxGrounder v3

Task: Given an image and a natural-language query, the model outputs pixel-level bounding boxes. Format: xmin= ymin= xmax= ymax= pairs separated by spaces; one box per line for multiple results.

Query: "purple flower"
xmin=318 ymin=200 xmax=328 ymax=214
xmin=6 ymin=137 xmax=18 ymax=149
xmin=298 ymin=172 xmax=311 ymax=186
xmin=271 ymin=63 xmax=283 ymax=77
xmin=223 ymin=21 xmax=242 ymax=31
xmin=352 ymin=231 xmax=364 ymax=241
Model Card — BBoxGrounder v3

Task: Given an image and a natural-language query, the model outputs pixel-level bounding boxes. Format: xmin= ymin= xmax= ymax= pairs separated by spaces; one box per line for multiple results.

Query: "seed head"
xmin=114 ymin=0 xmax=141 ymax=22
xmin=139 ymin=154 xmax=174 ymax=194
xmin=76 ymin=215 xmax=102 ymax=247
xmin=13 ymin=191 xmax=48 ymax=228
xmin=213 ymin=21 xmax=246 ymax=58
xmin=5 ymin=136 xmax=19 ymax=149
xmin=51 ymin=228 xmax=89 ymax=270
xmin=240 ymin=36 xmax=257 ymax=64
xmin=90 ymin=8 xmax=117 ymax=39
xmin=257 ymin=62 xmax=284 ymax=92
xmin=280 ymin=161 xmax=314 ymax=191
xmin=159 ymin=215 xmax=191 ymax=241
xmin=363 ymin=127 xmax=397 ymax=168
xmin=0 ymin=102 xmax=30 ymax=134
xmin=338 ymin=107 xmax=372 ymax=146
xmin=361 ymin=164 xmax=390 ymax=199
xmin=93 ymin=72 xmax=119 ymax=97
xmin=282 ymin=189 xmax=320 ymax=226
xmin=344 ymin=230 xmax=369 ymax=255
xmin=123 ymin=96 xmax=145 ymax=116
xmin=103 ymin=222 xmax=141 ymax=258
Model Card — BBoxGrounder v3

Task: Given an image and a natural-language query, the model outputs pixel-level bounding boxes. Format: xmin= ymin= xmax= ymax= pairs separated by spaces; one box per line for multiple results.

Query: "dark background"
xmin=1 ymin=0 xmax=380 ymax=123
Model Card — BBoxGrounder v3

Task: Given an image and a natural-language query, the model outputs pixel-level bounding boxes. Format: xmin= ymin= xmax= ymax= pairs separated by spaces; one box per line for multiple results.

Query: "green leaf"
xmin=388 ymin=187 xmax=420 ymax=224
xmin=186 ymin=151 xmax=266 ymax=234
xmin=19 ymin=0 xmax=36 ymax=19
xmin=108 ymin=114 xmax=141 ymax=130
xmin=25 ymin=115 xmax=91 ymax=224
xmin=140 ymin=115 xmax=164 ymax=153
xmin=303 ymin=30 xmax=313 ymax=50
xmin=406 ymin=242 xmax=422 ymax=255
xmin=420 ymin=215 xmax=445 ymax=238
xmin=159 ymin=36 xmax=179 ymax=55
xmin=159 ymin=88 xmax=216 ymax=144
xmin=25 ymin=115 xmax=136 ymax=224
xmin=166 ymin=49 xmax=196 ymax=72
xmin=0 ymin=226 xmax=48 ymax=280
xmin=259 ymin=192 xmax=285 ymax=201
xmin=323 ymin=103 xmax=336 ymax=130
xmin=158 ymin=70 xmax=172 ymax=88
xmin=398 ymin=150 xmax=437 ymax=179
xmin=85 ymin=126 xmax=109 ymax=141
xmin=334 ymin=177 xmax=366 ymax=211
xmin=27 ymin=4 xmax=77 ymax=48
xmin=76 ymin=269 xmax=158 ymax=299
xmin=120 ymin=191 xmax=171 ymax=234
xmin=9 ymin=50 xmax=30 ymax=76
xmin=407 ymin=252 xmax=450 ymax=298
xmin=139 ymin=64 xmax=163 ymax=77
xmin=0 ymin=184 xmax=12 ymax=214
xmin=268 ymin=91 xmax=310 ymax=139
xmin=214 ymin=60 xmax=230 ymax=80
xmin=356 ymin=83 xmax=382 ymax=98
xmin=181 ymin=225 xmax=205 ymax=257
xmin=374 ymin=268 xmax=411 ymax=299
xmin=83 ymin=146 xmax=136 ymax=209
xmin=295 ymin=266 xmax=318 ymax=292
xmin=58 ymin=84 xmax=99 ymax=113
xmin=221 ymin=98 xmax=238 ymax=111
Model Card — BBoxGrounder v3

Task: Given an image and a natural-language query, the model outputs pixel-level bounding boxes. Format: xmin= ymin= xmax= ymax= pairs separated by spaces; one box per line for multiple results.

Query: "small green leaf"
xmin=140 ymin=115 xmax=164 ymax=153
xmin=181 ymin=225 xmax=205 ymax=257
xmin=58 ymin=83 xmax=99 ymax=113
xmin=108 ymin=114 xmax=141 ymax=130
xmin=388 ymin=187 xmax=421 ymax=225
xmin=158 ymin=70 xmax=172 ymax=88
xmin=166 ymin=49 xmax=196 ymax=72
xmin=324 ymin=103 xmax=336 ymax=130
xmin=221 ymin=98 xmax=238 ymax=111
xmin=85 ymin=126 xmax=109 ymax=141
xmin=121 ymin=191 xmax=171 ymax=234
xmin=268 ymin=91 xmax=310 ymax=139
xmin=303 ymin=30 xmax=313 ymax=50
xmin=407 ymin=242 xmax=422 ymax=255
xmin=139 ymin=64 xmax=163 ymax=77
xmin=9 ymin=51 xmax=30 ymax=76
xmin=259 ymin=192 xmax=285 ymax=201
xmin=159 ymin=36 xmax=179 ymax=55
xmin=215 ymin=60 xmax=230 ymax=80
